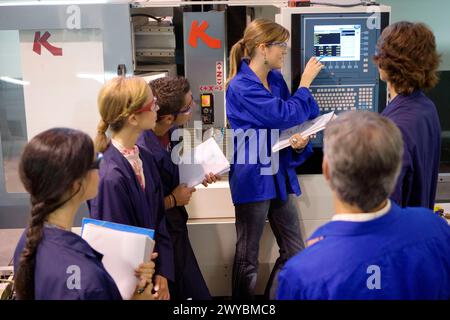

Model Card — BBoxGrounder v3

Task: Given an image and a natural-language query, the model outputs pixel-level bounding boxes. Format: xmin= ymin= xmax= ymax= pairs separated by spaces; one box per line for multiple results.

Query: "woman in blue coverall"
xmin=225 ymin=18 xmax=323 ymax=299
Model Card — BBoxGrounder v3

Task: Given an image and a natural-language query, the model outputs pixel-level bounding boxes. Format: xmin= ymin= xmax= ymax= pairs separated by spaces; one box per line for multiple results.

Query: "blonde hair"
xmin=95 ymin=76 xmax=150 ymax=152
xmin=226 ymin=19 xmax=289 ymax=89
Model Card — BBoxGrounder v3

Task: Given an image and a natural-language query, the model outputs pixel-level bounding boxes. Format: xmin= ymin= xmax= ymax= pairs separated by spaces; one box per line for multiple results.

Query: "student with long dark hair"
xmin=89 ymin=76 xmax=174 ymax=300
xmin=13 ymin=128 xmax=155 ymax=300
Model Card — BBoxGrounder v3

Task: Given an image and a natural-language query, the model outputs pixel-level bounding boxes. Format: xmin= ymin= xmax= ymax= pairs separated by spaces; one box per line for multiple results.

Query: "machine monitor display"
xmin=290 ymin=11 xmax=390 ymax=174
xmin=314 ymin=24 xmax=361 ymax=62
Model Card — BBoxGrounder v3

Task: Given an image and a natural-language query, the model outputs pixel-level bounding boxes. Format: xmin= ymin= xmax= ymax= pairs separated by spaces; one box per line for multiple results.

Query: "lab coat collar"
xmin=310 ymin=201 xmax=402 ymax=238
xmin=387 ymin=89 xmax=423 ymax=110
xmin=102 ymin=143 xmax=150 ymax=203
xmin=141 ymin=127 xmax=179 ymax=150
xmin=140 ymin=129 xmax=159 ymax=151
xmin=239 ymin=59 xmax=278 ymax=86
xmin=331 ymin=200 xmax=391 ymax=222
xmin=42 ymin=225 xmax=103 ymax=260
xmin=105 ymin=143 xmax=138 ymax=182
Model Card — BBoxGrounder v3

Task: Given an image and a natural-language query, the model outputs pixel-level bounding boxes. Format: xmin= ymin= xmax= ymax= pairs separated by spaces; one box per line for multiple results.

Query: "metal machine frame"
xmin=0 ymin=3 xmax=134 ymax=226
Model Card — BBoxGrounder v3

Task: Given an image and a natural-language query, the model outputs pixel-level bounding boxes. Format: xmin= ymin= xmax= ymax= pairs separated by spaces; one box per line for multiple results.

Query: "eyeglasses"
xmin=135 ymin=97 xmax=159 ymax=114
xmin=177 ymin=94 xmax=195 ymax=115
xmin=90 ymin=153 xmax=104 ymax=170
xmin=267 ymin=41 xmax=288 ymax=49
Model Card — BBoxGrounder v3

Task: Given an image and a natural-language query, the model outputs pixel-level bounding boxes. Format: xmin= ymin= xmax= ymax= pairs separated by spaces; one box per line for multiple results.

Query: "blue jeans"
xmin=232 ymin=195 xmax=304 ymax=300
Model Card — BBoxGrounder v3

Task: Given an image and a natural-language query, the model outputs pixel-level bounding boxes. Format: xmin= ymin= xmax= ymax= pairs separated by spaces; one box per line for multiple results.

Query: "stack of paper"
xmin=272 ymin=111 xmax=337 ymax=152
xmin=179 ymin=137 xmax=230 ymax=188
xmin=81 ymin=218 xmax=155 ymax=299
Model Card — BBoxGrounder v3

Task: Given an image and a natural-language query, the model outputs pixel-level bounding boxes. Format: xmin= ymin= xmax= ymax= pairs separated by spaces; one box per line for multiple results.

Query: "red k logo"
xmin=188 ymin=20 xmax=222 ymax=49
xmin=33 ymin=31 xmax=63 ymax=56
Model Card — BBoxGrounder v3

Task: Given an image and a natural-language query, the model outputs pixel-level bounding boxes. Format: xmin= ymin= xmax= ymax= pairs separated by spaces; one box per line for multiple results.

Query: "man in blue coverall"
xmin=277 ymin=111 xmax=450 ymax=300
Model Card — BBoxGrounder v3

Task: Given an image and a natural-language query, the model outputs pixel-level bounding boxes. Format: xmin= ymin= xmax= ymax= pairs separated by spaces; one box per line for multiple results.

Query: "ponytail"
xmin=96 ymin=77 xmax=150 ymax=149
xmin=95 ymin=119 xmax=109 ymax=153
xmin=15 ymin=200 xmax=68 ymax=299
xmin=226 ymin=39 xmax=246 ymax=90
xmin=225 ymin=19 xmax=290 ymax=90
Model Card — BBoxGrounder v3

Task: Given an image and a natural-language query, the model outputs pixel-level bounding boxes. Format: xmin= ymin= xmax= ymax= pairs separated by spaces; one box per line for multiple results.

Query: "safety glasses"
xmin=135 ymin=97 xmax=159 ymax=114
xmin=267 ymin=41 xmax=288 ymax=49
xmin=177 ymin=94 xmax=195 ymax=115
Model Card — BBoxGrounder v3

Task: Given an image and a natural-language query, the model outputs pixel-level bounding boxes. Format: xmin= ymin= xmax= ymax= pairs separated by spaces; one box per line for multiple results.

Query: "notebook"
xmin=179 ymin=137 xmax=230 ymax=188
xmin=81 ymin=218 xmax=155 ymax=299
xmin=272 ymin=111 xmax=337 ymax=152
xmin=81 ymin=218 xmax=154 ymax=239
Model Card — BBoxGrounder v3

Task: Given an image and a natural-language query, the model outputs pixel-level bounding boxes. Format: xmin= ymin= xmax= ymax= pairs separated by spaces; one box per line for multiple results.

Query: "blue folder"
xmin=81 ymin=218 xmax=155 ymax=240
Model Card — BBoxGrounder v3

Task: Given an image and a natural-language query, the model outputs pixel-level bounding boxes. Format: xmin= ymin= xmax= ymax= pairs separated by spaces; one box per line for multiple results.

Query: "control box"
xmin=200 ymin=92 xmax=214 ymax=125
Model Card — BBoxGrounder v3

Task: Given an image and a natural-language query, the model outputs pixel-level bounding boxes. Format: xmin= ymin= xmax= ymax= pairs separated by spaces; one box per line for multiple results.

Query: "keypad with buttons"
xmin=311 ymin=86 xmax=375 ymax=113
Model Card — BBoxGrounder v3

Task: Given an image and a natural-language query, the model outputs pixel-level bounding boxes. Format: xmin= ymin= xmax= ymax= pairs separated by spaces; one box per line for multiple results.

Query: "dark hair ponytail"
xmin=14 ymin=128 xmax=94 ymax=300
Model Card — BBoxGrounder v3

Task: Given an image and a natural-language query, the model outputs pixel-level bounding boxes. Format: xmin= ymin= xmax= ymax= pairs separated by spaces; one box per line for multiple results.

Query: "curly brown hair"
xmin=373 ymin=21 xmax=441 ymax=95
xmin=149 ymin=76 xmax=190 ymax=118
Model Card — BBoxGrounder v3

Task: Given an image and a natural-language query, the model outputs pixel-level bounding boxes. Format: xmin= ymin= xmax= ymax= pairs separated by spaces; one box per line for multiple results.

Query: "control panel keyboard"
xmin=311 ymin=86 xmax=376 ymax=113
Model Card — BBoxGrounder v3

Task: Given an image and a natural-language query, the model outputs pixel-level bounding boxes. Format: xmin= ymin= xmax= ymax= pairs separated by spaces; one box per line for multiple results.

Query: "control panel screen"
xmin=314 ymin=25 xmax=361 ymax=62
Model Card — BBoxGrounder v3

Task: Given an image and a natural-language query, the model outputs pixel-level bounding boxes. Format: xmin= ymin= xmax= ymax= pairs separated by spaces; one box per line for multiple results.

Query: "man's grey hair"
xmin=323 ymin=111 xmax=404 ymax=212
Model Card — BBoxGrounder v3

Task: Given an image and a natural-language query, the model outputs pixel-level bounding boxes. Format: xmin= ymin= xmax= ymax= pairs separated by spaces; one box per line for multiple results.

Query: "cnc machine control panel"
xmin=291 ymin=13 xmax=386 ymax=146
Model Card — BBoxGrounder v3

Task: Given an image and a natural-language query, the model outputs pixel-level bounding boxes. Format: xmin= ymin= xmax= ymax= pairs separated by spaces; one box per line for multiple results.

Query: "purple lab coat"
xmin=137 ymin=129 xmax=211 ymax=299
xmin=88 ymin=143 xmax=174 ymax=281
xmin=382 ymin=90 xmax=441 ymax=209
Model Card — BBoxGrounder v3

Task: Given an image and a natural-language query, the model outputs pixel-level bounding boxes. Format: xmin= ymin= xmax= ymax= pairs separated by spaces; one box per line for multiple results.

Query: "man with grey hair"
xmin=277 ymin=111 xmax=450 ymax=300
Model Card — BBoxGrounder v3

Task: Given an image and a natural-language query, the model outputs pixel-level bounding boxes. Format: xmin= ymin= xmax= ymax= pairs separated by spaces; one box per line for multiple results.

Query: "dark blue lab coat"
xmin=382 ymin=90 xmax=441 ymax=209
xmin=226 ymin=60 xmax=319 ymax=205
xmin=137 ymin=129 xmax=211 ymax=300
xmin=14 ymin=226 xmax=122 ymax=300
xmin=88 ymin=144 xmax=174 ymax=282
xmin=277 ymin=203 xmax=450 ymax=300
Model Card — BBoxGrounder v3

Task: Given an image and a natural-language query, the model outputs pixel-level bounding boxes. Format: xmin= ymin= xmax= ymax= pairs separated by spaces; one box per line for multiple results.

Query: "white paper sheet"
xmin=272 ymin=111 xmax=336 ymax=153
xmin=179 ymin=137 xmax=230 ymax=188
xmin=81 ymin=223 xmax=154 ymax=300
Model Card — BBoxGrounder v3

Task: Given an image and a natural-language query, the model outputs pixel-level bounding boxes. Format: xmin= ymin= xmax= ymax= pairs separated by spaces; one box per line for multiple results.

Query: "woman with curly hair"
xmin=374 ymin=21 xmax=441 ymax=209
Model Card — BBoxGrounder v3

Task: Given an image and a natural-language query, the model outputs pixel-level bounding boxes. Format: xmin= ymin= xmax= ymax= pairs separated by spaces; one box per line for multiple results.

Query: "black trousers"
xmin=165 ymin=206 xmax=211 ymax=300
